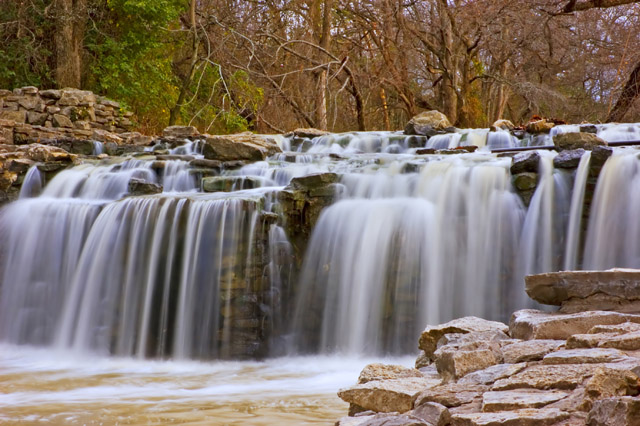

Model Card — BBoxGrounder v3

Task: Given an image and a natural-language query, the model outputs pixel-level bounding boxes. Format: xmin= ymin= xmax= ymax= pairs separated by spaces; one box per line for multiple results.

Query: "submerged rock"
xmin=128 ymin=178 xmax=162 ymax=195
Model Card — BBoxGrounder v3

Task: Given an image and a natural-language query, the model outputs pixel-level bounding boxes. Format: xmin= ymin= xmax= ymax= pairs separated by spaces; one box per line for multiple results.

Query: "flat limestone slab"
xmin=338 ymin=377 xmax=441 ymax=413
xmin=525 ymin=268 xmax=640 ymax=306
xmin=509 ymin=309 xmax=640 ymax=340
xmin=482 ymin=389 xmax=569 ymax=412
xmin=501 ymin=340 xmax=564 ymax=363
xmin=567 ymin=331 xmax=640 ymax=350
xmin=542 ymin=348 xmax=627 ymax=365
xmin=492 ymin=364 xmax=597 ymax=391
xmin=452 ymin=408 xmax=570 ymax=426
xmin=418 ymin=317 xmax=508 ymax=357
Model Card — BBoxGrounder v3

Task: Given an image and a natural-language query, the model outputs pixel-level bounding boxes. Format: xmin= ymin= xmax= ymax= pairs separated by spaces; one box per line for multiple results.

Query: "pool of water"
xmin=0 ymin=344 xmax=412 ymax=425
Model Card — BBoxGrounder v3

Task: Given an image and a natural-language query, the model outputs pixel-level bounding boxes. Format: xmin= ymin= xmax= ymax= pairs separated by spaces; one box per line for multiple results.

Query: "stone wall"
xmin=0 ymin=86 xmax=133 ymax=144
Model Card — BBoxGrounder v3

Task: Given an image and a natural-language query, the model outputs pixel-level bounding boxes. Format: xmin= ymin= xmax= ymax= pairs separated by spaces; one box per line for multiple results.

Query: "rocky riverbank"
xmin=336 ymin=270 xmax=640 ymax=426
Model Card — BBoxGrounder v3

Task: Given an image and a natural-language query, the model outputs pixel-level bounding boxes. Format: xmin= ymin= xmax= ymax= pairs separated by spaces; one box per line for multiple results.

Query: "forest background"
xmin=1 ymin=0 xmax=639 ymax=134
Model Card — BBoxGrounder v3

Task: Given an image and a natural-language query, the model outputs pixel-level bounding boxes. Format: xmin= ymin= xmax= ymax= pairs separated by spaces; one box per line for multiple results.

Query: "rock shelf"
xmin=336 ymin=271 xmax=640 ymax=426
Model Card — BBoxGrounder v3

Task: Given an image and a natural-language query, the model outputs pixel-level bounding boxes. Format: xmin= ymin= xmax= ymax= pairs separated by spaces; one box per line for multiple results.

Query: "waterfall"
xmin=2 ymin=130 xmax=640 ymax=359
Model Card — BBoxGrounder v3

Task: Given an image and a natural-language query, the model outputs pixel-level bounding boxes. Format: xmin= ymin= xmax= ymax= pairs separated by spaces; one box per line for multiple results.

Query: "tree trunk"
xmin=310 ymin=0 xmax=333 ymax=130
xmin=170 ymin=0 xmax=199 ymax=126
xmin=53 ymin=0 xmax=86 ymax=88
xmin=606 ymin=60 xmax=640 ymax=123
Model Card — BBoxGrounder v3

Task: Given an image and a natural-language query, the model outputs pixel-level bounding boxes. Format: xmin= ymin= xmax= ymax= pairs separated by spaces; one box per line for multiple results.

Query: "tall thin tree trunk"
xmin=606 ymin=60 xmax=640 ymax=123
xmin=380 ymin=88 xmax=391 ymax=130
xmin=53 ymin=0 xmax=86 ymax=88
xmin=170 ymin=0 xmax=199 ymax=126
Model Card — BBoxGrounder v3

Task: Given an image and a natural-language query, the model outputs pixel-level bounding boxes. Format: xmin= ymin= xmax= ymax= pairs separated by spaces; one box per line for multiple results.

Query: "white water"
xmin=3 ymin=125 xmax=640 ymax=421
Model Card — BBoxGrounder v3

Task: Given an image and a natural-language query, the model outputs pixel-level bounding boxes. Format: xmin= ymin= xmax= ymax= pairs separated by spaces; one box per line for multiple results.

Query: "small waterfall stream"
xmin=2 ymin=124 xmax=640 ymax=422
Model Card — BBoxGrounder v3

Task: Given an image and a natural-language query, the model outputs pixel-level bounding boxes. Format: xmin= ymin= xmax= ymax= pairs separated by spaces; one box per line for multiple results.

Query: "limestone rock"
xmin=336 ymin=413 xmax=431 ymax=426
xmin=120 ymin=132 xmax=154 ymax=146
xmin=0 ymin=110 xmax=26 ymax=123
xmin=526 ymin=119 xmax=555 ymax=134
xmin=587 ymin=396 xmax=640 ymax=426
xmin=581 ymin=367 xmax=639 ymax=411
xmin=39 ymin=89 xmax=61 ymax=99
xmin=567 ymin=331 xmax=640 ymax=351
xmin=203 ymin=133 xmax=281 ymax=162
xmin=162 ymin=125 xmax=199 ymax=139
xmin=542 ymin=348 xmax=627 ymax=365
xmin=92 ymin=129 xmax=123 ymax=145
xmin=418 ymin=317 xmax=508 ymax=359
xmin=458 ymin=363 xmax=528 ymax=386
xmin=338 ymin=377 xmax=441 ymax=413
xmin=491 ymin=119 xmax=515 ymax=131
xmin=435 ymin=348 xmax=499 ymax=382
xmin=510 ymin=151 xmax=540 ymax=174
xmin=289 ymin=128 xmax=330 ymax=138
xmin=27 ymin=111 xmax=47 ymax=126
xmin=525 ymin=269 xmax=640 ymax=308
xmin=492 ymin=364 xmax=598 ymax=391
xmin=405 ymin=111 xmax=452 ymax=136
xmin=358 ymin=364 xmax=427 ymax=384
xmin=482 ymin=389 xmax=569 ymax=412
xmin=553 ymin=149 xmax=586 ymax=169
xmin=553 ymin=132 xmax=607 ymax=151
xmin=409 ymin=402 xmax=451 ymax=426
xmin=414 ymin=382 xmax=488 ymax=408
xmin=52 ymin=114 xmax=73 ymax=128
xmin=58 ymin=89 xmax=96 ymax=106
xmin=201 ymin=176 xmax=262 ymax=192
xmin=509 ymin=309 xmax=640 ymax=341
xmin=16 ymin=144 xmax=76 ymax=163
xmin=452 ymin=408 xmax=570 ymax=426
xmin=501 ymin=340 xmax=564 ymax=364
xmin=128 ymin=178 xmax=162 ymax=196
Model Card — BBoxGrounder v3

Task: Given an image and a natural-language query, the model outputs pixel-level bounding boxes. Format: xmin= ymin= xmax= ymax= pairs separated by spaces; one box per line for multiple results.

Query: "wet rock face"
xmin=553 ymin=132 xmax=607 ymax=151
xmin=128 ymin=178 xmax=162 ymax=196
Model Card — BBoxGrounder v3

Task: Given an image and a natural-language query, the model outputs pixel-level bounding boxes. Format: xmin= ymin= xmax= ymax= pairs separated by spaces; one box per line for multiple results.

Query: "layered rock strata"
xmin=336 ymin=271 xmax=640 ymax=426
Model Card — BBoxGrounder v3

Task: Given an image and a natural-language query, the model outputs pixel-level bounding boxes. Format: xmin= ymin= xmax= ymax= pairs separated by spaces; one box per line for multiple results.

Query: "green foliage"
xmin=84 ymin=0 xmax=186 ymax=130
xmin=0 ymin=1 xmax=54 ymax=89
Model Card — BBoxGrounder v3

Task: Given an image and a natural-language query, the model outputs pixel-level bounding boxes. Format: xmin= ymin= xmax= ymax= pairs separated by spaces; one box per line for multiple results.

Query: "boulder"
xmin=162 ymin=125 xmax=199 ymax=139
xmin=509 ymin=309 xmax=640 ymax=341
xmin=492 ymin=364 xmax=604 ymax=391
xmin=338 ymin=377 xmax=441 ymax=413
xmin=553 ymin=149 xmax=586 ymax=169
xmin=510 ymin=151 xmax=540 ymax=174
xmin=39 ymin=89 xmax=62 ymax=99
xmin=452 ymin=408 xmax=570 ymax=426
xmin=91 ymin=129 xmax=123 ymax=145
xmin=526 ymin=119 xmax=555 ymax=134
xmin=513 ymin=173 xmax=537 ymax=191
xmin=405 ymin=111 xmax=452 ymax=136
xmin=491 ymin=119 xmax=515 ymax=131
xmin=414 ymin=382 xmax=489 ymax=408
xmin=567 ymin=329 xmax=640 ymax=351
xmin=203 ymin=133 xmax=281 ymax=162
xmin=418 ymin=317 xmax=508 ymax=359
xmin=58 ymin=89 xmax=96 ymax=106
xmin=581 ymin=367 xmax=639 ymax=411
xmin=525 ymin=269 xmax=640 ymax=313
xmin=128 ymin=178 xmax=163 ymax=196
xmin=553 ymin=132 xmax=607 ymax=151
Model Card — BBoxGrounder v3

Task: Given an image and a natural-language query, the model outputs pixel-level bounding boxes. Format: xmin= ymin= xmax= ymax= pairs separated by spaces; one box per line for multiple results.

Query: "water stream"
xmin=2 ymin=124 xmax=640 ymax=422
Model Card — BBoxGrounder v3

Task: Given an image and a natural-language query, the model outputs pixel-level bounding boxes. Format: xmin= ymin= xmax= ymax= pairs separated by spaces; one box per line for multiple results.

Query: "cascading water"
xmin=3 ymin=127 xmax=640 ymax=359
xmin=2 ymin=124 xmax=640 ymax=423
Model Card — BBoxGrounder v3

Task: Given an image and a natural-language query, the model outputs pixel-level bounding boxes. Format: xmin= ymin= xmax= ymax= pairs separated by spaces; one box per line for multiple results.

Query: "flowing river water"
xmin=2 ymin=123 xmax=640 ymax=423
